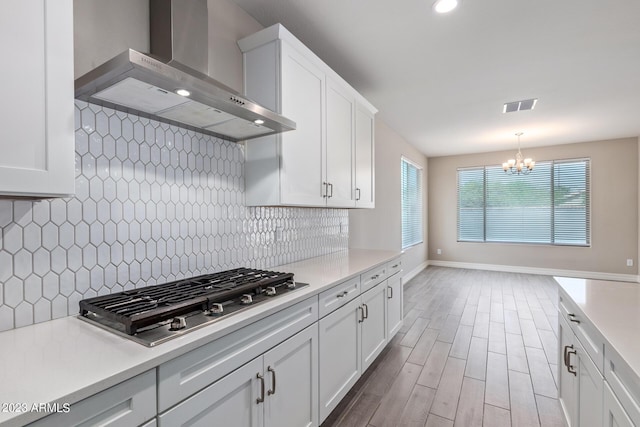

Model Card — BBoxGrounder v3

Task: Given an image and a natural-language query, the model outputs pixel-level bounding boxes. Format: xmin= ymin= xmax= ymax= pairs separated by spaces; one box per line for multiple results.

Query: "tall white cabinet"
xmin=0 ymin=0 xmax=75 ymax=197
xmin=239 ymin=24 xmax=376 ymax=208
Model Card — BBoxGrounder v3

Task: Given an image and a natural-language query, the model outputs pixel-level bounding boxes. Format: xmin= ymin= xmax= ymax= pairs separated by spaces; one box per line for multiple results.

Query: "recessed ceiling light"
xmin=433 ymin=0 xmax=459 ymax=14
xmin=254 ymin=119 xmax=264 ymax=125
xmin=175 ymin=89 xmax=190 ymax=97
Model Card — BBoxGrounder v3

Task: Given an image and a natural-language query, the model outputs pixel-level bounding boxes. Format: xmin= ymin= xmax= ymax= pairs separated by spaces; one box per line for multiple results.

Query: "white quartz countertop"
xmin=0 ymin=248 xmax=401 ymax=427
xmin=555 ymin=277 xmax=640 ymax=381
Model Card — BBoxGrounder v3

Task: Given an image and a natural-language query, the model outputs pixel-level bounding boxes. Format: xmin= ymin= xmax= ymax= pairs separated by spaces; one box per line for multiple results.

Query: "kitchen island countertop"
xmin=0 ymin=248 xmax=401 ymax=427
xmin=555 ymin=276 xmax=640 ymax=385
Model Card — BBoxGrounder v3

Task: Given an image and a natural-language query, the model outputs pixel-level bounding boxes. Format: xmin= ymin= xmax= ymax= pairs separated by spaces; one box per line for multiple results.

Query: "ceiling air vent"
xmin=503 ymin=98 xmax=538 ymax=113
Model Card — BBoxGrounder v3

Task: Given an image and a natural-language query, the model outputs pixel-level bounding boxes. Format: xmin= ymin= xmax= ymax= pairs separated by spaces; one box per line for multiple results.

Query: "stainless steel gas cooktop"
xmin=78 ymin=267 xmax=307 ymax=347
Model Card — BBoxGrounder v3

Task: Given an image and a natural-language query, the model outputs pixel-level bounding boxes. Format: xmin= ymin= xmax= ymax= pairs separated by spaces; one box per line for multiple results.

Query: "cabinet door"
xmin=386 ymin=274 xmax=403 ymax=339
xmin=558 ymin=316 xmax=579 ymax=427
xmin=361 ymin=281 xmax=387 ymax=372
xmin=158 ymin=357 xmax=263 ymax=427
xmin=576 ymin=339 xmax=604 ymax=427
xmin=318 ymin=297 xmax=361 ymax=423
xmin=354 ymin=103 xmax=375 ymax=208
xmin=325 ymin=77 xmax=355 ymax=208
xmin=279 ymin=42 xmax=326 ymax=206
xmin=264 ymin=324 xmax=318 ymax=427
xmin=604 ymin=382 xmax=635 ymax=427
xmin=0 ymin=0 xmax=74 ymax=197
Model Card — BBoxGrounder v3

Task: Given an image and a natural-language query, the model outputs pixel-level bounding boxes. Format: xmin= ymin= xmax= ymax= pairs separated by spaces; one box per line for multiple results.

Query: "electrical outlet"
xmin=627 ymin=259 xmax=634 ymax=267
xmin=437 ymin=248 xmax=442 ymax=255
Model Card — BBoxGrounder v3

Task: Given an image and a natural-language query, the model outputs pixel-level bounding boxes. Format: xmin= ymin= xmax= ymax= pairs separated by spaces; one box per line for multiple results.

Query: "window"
xmin=401 ymin=157 xmax=423 ymax=249
xmin=457 ymin=159 xmax=590 ymax=246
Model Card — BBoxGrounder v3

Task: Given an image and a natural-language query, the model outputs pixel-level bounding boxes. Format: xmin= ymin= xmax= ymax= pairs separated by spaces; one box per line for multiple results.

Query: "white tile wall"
xmin=0 ymin=101 xmax=348 ymax=331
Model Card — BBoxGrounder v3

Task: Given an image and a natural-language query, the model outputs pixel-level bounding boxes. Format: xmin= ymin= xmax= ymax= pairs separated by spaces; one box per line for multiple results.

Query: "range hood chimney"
xmin=74 ymin=0 xmax=295 ymax=142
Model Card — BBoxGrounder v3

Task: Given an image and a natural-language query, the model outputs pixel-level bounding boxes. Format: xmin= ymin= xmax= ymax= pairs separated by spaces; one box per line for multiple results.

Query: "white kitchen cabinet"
xmin=325 ymin=77 xmax=355 ymax=207
xmin=386 ymin=273 xmax=403 ymax=339
xmin=360 ymin=281 xmax=387 ymax=371
xmin=158 ymin=356 xmax=263 ymax=427
xmin=576 ymin=338 xmax=604 ymax=427
xmin=558 ymin=291 xmax=604 ymax=427
xmin=159 ymin=324 xmax=318 ymax=427
xmin=559 ymin=315 xmax=579 ymax=427
xmin=239 ymin=24 xmax=376 ymax=208
xmin=354 ymin=102 xmax=375 ymax=208
xmin=604 ymin=382 xmax=635 ymax=427
xmin=278 ymin=42 xmax=326 ymax=206
xmin=318 ymin=297 xmax=361 ymax=422
xmin=264 ymin=323 xmax=319 ymax=427
xmin=28 ymin=370 xmax=156 ymax=427
xmin=0 ymin=0 xmax=75 ymax=197
xmin=318 ymin=280 xmax=388 ymax=422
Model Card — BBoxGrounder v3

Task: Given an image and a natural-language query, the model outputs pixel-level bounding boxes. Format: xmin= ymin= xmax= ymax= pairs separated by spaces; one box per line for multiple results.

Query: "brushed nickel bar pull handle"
xmin=328 ymin=182 xmax=333 ymax=198
xmin=356 ymin=188 xmax=361 ymax=201
xmin=563 ymin=345 xmax=571 ymax=367
xmin=267 ymin=366 xmax=276 ymax=395
xmin=337 ymin=290 xmax=349 ymax=298
xmin=358 ymin=306 xmax=364 ymax=323
xmin=256 ymin=373 xmax=265 ymax=403
xmin=363 ymin=303 xmax=369 ymax=320
xmin=566 ymin=348 xmax=577 ymax=376
xmin=387 ymin=286 xmax=393 ymax=299
xmin=322 ymin=182 xmax=328 ymax=198
xmin=568 ymin=313 xmax=580 ymax=324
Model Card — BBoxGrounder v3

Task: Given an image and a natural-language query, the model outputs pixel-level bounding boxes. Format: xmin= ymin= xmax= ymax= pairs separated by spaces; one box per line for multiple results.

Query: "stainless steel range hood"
xmin=74 ymin=0 xmax=295 ymax=142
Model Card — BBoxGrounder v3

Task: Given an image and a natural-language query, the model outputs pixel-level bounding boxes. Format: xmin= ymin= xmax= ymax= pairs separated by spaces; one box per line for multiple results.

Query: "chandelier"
xmin=503 ymin=132 xmax=535 ymax=175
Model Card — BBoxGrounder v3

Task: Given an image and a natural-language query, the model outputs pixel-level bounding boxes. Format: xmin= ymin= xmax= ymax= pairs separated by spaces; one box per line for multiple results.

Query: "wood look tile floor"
xmin=321 ymin=266 xmax=564 ymax=427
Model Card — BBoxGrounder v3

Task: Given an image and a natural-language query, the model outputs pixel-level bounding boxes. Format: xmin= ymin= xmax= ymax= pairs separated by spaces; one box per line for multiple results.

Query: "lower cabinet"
xmin=360 ymin=281 xmax=388 ymax=371
xmin=558 ymin=315 xmax=603 ymax=427
xmin=318 ymin=280 xmax=388 ymax=422
xmin=159 ymin=324 xmax=318 ymax=427
xmin=386 ymin=273 xmax=403 ymax=339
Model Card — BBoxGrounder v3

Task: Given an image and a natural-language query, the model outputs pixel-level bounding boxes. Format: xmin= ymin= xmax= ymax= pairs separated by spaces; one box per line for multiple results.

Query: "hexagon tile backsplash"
xmin=0 ymin=101 xmax=348 ymax=331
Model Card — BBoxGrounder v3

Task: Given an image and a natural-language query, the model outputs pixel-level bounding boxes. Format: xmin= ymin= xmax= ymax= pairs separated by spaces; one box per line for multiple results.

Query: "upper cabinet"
xmin=0 ymin=0 xmax=75 ymax=198
xmin=239 ymin=24 xmax=377 ymax=208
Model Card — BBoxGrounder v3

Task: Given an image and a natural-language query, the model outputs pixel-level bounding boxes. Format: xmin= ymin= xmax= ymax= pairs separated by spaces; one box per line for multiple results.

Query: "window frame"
xmin=401 ymin=156 xmax=424 ymax=250
xmin=457 ymin=157 xmax=591 ymax=247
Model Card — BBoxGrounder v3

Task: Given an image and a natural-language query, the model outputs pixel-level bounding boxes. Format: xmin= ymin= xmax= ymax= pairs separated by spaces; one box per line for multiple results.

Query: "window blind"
xmin=457 ymin=158 xmax=590 ymax=246
xmin=401 ymin=158 xmax=423 ymax=249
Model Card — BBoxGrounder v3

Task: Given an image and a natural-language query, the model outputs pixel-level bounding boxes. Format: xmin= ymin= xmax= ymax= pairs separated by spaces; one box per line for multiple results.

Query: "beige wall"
xmin=428 ymin=137 xmax=638 ymax=275
xmin=350 ymin=120 xmax=429 ymax=278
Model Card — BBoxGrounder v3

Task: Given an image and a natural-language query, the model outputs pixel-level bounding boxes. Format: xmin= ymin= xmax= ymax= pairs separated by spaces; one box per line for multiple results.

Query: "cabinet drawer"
xmin=318 ymin=276 xmax=360 ymax=318
xmin=361 ymin=264 xmax=386 ymax=293
xmin=28 ymin=370 xmax=156 ymax=427
xmin=158 ymin=297 xmax=318 ymax=412
xmin=558 ymin=289 xmax=605 ymax=374
xmin=387 ymin=257 xmax=402 ymax=278
xmin=605 ymin=348 xmax=640 ymax=425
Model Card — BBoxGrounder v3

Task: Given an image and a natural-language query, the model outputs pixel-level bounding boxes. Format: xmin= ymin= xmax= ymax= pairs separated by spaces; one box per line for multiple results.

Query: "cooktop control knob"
xmin=265 ymin=286 xmax=277 ymax=296
xmin=210 ymin=303 xmax=224 ymax=315
xmin=170 ymin=316 xmax=187 ymax=330
xmin=241 ymin=294 xmax=253 ymax=305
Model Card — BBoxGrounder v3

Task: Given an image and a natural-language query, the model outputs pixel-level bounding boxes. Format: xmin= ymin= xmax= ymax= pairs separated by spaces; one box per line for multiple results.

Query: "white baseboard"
xmin=402 ymin=260 xmax=430 ymax=285
xmin=427 ymin=260 xmax=640 ymax=283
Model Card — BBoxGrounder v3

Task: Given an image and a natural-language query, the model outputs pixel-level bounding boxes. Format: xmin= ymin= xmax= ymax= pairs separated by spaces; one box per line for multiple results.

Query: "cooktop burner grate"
xmin=79 ymin=268 xmax=295 ymax=335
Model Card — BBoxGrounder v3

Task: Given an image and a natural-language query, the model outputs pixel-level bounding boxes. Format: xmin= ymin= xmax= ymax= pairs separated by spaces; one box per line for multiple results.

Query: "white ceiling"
xmin=229 ymin=0 xmax=640 ymax=157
